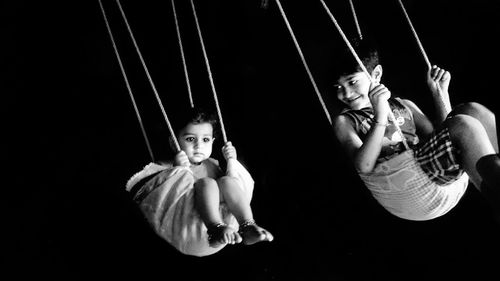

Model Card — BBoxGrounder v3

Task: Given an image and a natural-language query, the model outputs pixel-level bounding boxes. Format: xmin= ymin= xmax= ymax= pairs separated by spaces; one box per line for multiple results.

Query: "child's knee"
xmin=446 ymin=114 xmax=490 ymax=149
xmin=447 ymin=114 xmax=482 ymax=134
xmin=217 ymin=176 xmax=248 ymax=202
xmin=453 ymin=102 xmax=492 ymax=118
xmin=194 ymin=177 xmax=218 ymax=191
xmin=217 ymin=176 xmax=240 ymax=188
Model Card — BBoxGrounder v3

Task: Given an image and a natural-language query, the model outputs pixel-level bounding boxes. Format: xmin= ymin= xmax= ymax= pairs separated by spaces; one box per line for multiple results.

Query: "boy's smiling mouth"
xmin=346 ymin=96 xmax=361 ymax=103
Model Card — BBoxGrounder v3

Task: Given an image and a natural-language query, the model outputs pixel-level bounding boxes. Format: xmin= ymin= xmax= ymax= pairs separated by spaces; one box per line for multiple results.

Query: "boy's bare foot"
xmin=238 ymin=220 xmax=274 ymax=245
xmin=207 ymin=223 xmax=242 ymax=248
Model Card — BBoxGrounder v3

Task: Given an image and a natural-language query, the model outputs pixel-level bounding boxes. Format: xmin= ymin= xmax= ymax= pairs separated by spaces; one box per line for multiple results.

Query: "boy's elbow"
xmin=357 ymin=167 xmax=374 ymax=174
xmin=355 ymin=161 xmax=375 ymax=174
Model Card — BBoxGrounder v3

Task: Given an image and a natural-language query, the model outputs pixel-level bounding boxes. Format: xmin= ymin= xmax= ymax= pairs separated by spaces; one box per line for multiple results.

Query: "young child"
xmin=126 ymin=107 xmax=273 ymax=256
xmin=332 ymin=39 xmax=500 ymax=222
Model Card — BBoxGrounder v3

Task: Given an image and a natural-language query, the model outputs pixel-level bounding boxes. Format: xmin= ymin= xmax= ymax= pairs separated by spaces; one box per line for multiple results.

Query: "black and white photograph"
xmin=7 ymin=1 xmax=500 ymax=280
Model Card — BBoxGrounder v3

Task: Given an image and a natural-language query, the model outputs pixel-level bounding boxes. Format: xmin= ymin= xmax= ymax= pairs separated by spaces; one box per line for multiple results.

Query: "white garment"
xmin=359 ymin=150 xmax=469 ymax=221
xmin=125 ymin=158 xmax=254 ymax=256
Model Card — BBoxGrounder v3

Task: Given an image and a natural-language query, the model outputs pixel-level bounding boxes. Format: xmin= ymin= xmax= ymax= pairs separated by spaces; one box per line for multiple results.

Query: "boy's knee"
xmin=446 ymin=114 xmax=483 ymax=139
xmin=446 ymin=114 xmax=494 ymax=152
xmin=447 ymin=114 xmax=480 ymax=130
xmin=453 ymin=102 xmax=491 ymax=117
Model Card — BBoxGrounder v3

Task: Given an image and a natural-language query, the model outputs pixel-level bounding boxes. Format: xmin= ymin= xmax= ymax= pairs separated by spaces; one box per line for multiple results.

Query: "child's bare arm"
xmin=334 ymin=84 xmax=394 ymax=173
xmin=334 ymin=115 xmax=385 ymax=174
xmin=427 ymin=65 xmax=452 ymax=121
xmin=401 ymin=99 xmax=434 ymax=141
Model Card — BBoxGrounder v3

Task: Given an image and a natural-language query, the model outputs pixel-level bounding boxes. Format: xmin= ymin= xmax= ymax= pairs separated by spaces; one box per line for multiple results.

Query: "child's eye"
xmin=349 ymin=79 xmax=357 ymax=85
xmin=203 ymin=137 xmax=212 ymax=142
xmin=185 ymin=137 xmax=195 ymax=142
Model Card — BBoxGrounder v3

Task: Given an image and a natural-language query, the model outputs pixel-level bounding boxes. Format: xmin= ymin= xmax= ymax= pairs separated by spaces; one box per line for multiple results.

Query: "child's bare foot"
xmin=207 ymin=223 xmax=242 ymax=248
xmin=238 ymin=220 xmax=274 ymax=245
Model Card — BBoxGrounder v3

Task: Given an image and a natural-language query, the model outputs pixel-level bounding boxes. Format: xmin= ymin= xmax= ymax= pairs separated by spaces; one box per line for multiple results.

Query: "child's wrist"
xmin=174 ymin=160 xmax=186 ymax=166
xmin=373 ymin=120 xmax=388 ymax=127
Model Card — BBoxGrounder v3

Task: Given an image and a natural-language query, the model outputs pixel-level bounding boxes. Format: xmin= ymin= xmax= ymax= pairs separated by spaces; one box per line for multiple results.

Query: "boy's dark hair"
xmin=331 ymin=37 xmax=380 ymax=79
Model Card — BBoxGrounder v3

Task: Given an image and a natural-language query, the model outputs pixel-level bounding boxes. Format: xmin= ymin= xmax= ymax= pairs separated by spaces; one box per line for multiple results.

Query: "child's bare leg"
xmin=217 ymin=176 xmax=273 ymax=245
xmin=445 ymin=113 xmax=500 ymax=222
xmin=452 ymin=102 xmax=498 ymax=152
xmin=194 ymin=178 xmax=240 ymax=247
xmin=445 ymin=114 xmax=496 ymax=187
xmin=451 ymin=102 xmax=500 ymax=195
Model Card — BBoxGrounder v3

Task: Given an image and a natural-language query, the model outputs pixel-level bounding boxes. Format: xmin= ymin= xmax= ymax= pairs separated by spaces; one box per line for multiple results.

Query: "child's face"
xmin=334 ymin=71 xmax=372 ymax=110
xmin=177 ymin=122 xmax=214 ymax=164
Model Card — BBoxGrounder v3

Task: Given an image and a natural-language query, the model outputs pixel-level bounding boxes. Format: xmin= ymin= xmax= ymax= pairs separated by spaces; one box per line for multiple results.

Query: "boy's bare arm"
xmin=334 ymin=116 xmax=385 ymax=174
xmin=401 ymin=99 xmax=434 ymax=141
xmin=427 ymin=66 xmax=452 ymax=122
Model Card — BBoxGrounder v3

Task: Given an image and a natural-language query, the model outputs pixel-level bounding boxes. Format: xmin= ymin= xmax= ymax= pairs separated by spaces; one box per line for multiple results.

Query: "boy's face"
xmin=177 ymin=122 xmax=214 ymax=164
xmin=334 ymin=71 xmax=373 ymax=110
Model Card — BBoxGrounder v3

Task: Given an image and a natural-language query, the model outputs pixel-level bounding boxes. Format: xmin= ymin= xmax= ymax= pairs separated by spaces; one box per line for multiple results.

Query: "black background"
xmin=6 ymin=1 xmax=500 ymax=280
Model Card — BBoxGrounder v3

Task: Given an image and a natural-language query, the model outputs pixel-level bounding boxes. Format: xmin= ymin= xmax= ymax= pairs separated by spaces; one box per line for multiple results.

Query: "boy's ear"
xmin=371 ymin=64 xmax=383 ymax=82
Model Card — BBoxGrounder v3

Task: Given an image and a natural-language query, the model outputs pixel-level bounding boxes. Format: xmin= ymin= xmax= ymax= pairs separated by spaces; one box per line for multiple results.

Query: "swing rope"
xmin=397 ymin=0 xmax=431 ymax=68
xmin=348 ymin=0 xmax=363 ymax=40
xmin=98 ymin=0 xmax=156 ymax=162
xmin=396 ymin=0 xmax=451 ymax=114
xmin=171 ymin=0 xmax=194 ymax=108
xmin=274 ymin=0 xmax=333 ymax=126
xmin=189 ymin=0 xmax=228 ymax=143
xmin=115 ymin=0 xmax=181 ymax=152
xmin=319 ymin=0 xmax=410 ymax=150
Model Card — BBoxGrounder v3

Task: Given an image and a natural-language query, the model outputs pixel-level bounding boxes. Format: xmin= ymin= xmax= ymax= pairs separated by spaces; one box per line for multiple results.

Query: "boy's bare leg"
xmin=445 ymin=114 xmax=496 ymax=188
xmin=450 ymin=102 xmax=500 ymax=192
xmin=217 ymin=176 xmax=273 ymax=245
xmin=194 ymin=178 xmax=240 ymax=247
xmin=457 ymin=103 xmax=500 ymax=185
xmin=445 ymin=111 xmax=500 ymax=222
xmin=452 ymin=102 xmax=498 ymax=152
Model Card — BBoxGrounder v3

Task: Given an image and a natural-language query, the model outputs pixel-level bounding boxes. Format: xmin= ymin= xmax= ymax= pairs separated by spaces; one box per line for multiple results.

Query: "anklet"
xmin=207 ymin=222 xmax=227 ymax=240
xmin=239 ymin=219 xmax=256 ymax=229
xmin=208 ymin=222 xmax=227 ymax=228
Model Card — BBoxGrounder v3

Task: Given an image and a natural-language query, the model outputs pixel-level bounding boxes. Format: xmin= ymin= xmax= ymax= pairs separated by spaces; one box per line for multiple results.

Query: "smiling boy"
xmin=331 ymin=40 xmax=500 ymax=222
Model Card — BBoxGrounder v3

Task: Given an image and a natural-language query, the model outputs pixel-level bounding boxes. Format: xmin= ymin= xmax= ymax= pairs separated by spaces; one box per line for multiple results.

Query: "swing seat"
xmin=359 ymin=150 xmax=469 ymax=221
xmin=126 ymin=160 xmax=254 ymax=257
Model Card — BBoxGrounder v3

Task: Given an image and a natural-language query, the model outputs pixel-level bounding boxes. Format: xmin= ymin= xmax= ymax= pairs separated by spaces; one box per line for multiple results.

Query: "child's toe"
xmin=234 ymin=232 xmax=243 ymax=244
xmin=266 ymin=232 xmax=274 ymax=241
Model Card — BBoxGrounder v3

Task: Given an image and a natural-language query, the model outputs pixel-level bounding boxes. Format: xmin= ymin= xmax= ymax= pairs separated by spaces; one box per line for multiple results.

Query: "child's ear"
xmin=371 ymin=64 xmax=383 ymax=82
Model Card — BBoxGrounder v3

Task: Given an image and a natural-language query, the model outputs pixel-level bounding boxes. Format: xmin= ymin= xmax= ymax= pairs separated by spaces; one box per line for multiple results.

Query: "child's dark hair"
xmin=175 ymin=106 xmax=218 ymax=135
xmin=169 ymin=107 xmax=219 ymax=151
xmin=331 ymin=37 xmax=380 ymax=79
